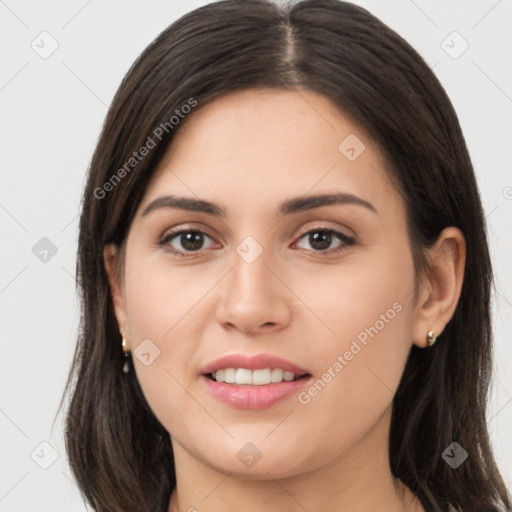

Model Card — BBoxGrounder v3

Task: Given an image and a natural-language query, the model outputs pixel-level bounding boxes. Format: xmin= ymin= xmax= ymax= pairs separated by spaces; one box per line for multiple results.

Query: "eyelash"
xmin=157 ymin=225 xmax=356 ymax=258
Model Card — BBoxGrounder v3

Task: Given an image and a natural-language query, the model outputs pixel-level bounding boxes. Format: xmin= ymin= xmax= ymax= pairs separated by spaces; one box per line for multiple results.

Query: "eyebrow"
xmin=140 ymin=192 xmax=377 ymax=218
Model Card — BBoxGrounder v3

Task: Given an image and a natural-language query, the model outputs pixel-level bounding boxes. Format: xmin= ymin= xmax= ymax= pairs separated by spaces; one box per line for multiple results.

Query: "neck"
xmin=167 ymin=406 xmax=424 ymax=512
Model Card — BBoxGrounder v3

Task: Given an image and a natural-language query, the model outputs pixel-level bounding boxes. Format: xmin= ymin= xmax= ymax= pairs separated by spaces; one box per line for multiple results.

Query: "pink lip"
xmin=199 ymin=353 xmax=312 ymax=409
xmin=200 ymin=375 xmax=313 ymax=409
xmin=200 ymin=353 xmax=310 ymax=376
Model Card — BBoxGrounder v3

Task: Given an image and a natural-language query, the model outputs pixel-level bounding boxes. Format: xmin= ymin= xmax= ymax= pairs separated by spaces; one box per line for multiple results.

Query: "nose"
xmin=215 ymin=247 xmax=292 ymax=335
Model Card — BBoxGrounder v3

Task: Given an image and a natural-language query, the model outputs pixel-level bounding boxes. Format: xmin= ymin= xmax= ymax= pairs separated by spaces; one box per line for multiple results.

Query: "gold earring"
xmin=122 ymin=336 xmax=130 ymax=374
xmin=426 ymin=330 xmax=437 ymax=347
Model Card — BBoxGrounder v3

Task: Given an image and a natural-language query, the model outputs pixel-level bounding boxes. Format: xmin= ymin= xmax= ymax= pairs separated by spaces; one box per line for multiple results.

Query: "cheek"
xmin=122 ymin=255 xmax=212 ymax=424
xmin=293 ymin=247 xmax=415 ymax=444
xmin=124 ymin=254 xmax=213 ymax=342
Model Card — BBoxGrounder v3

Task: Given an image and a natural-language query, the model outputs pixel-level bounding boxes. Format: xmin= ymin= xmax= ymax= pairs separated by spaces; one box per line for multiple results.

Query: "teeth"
xmin=211 ymin=368 xmax=301 ymax=385
xmin=283 ymin=371 xmax=296 ymax=381
xmin=236 ymin=368 xmax=252 ymax=385
xmin=271 ymin=368 xmax=283 ymax=383
xmin=224 ymin=368 xmax=236 ymax=384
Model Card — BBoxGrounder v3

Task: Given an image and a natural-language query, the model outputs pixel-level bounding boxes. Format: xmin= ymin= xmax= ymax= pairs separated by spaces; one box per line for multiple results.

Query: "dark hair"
xmin=58 ymin=0 xmax=512 ymax=511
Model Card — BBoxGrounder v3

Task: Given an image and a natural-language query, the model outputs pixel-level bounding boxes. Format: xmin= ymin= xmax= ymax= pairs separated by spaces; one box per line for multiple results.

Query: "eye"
xmin=293 ymin=227 xmax=356 ymax=255
xmin=158 ymin=229 xmax=216 ymax=256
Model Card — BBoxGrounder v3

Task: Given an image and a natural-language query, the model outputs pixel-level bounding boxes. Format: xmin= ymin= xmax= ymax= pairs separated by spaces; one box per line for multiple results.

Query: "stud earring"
xmin=122 ymin=336 xmax=130 ymax=374
xmin=426 ymin=330 xmax=437 ymax=347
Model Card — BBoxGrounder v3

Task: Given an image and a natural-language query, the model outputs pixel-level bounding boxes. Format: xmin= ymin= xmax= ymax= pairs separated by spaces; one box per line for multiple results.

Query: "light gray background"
xmin=1 ymin=0 xmax=511 ymax=510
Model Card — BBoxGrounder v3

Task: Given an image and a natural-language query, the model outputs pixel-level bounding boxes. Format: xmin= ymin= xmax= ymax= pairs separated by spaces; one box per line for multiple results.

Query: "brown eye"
xmin=159 ymin=229 xmax=215 ymax=256
xmin=294 ymin=228 xmax=355 ymax=255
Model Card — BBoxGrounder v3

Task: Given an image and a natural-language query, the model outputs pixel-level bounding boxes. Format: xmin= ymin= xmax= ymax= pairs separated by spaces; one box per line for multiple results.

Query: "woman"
xmin=59 ymin=0 xmax=512 ymax=511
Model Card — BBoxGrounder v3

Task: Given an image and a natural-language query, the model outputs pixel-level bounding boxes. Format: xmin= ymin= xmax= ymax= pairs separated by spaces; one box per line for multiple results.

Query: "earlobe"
xmin=412 ymin=227 xmax=466 ymax=348
xmin=103 ymin=244 xmax=130 ymax=344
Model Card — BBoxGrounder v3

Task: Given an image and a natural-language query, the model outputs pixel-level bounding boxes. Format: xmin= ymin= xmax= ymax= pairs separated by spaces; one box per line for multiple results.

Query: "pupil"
xmin=181 ymin=232 xmax=203 ymax=251
xmin=310 ymin=231 xmax=331 ymax=250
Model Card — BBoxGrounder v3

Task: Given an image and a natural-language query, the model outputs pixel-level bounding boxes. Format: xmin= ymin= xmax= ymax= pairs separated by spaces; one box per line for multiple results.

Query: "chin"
xmin=196 ymin=437 xmax=316 ymax=481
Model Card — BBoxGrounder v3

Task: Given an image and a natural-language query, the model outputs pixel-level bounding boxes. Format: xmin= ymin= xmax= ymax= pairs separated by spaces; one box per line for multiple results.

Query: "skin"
xmin=104 ymin=88 xmax=466 ymax=512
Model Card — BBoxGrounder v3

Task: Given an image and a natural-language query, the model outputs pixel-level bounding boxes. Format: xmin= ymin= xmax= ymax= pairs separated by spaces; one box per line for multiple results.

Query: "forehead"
xmin=138 ymin=88 xmax=403 ymax=222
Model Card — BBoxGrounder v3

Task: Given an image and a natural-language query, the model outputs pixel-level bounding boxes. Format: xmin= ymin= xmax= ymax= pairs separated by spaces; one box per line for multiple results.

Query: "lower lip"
xmin=200 ymin=374 xmax=312 ymax=409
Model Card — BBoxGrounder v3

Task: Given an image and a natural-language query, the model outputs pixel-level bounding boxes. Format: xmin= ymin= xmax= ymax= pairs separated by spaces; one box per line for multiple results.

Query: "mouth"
xmin=199 ymin=353 xmax=313 ymax=408
xmin=200 ymin=371 xmax=313 ymax=409
xmin=205 ymin=368 xmax=311 ymax=385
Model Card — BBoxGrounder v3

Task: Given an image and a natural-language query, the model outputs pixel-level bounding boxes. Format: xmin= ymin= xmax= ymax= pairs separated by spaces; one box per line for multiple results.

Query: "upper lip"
xmin=200 ymin=353 xmax=311 ymax=376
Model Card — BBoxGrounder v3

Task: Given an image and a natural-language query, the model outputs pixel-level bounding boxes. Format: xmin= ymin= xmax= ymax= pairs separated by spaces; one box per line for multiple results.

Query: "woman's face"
xmin=106 ymin=88 xmax=425 ymax=479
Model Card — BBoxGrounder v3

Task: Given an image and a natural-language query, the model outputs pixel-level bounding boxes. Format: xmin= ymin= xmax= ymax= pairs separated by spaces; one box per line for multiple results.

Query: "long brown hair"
xmin=58 ymin=1 xmax=512 ymax=510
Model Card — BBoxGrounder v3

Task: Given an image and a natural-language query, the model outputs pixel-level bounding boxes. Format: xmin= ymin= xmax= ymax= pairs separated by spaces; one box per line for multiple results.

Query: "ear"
xmin=104 ymin=243 xmax=130 ymax=348
xmin=412 ymin=227 xmax=466 ymax=348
